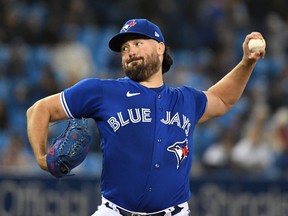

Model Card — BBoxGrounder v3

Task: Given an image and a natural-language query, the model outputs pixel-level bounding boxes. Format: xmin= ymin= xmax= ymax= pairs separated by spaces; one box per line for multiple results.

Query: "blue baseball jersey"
xmin=60 ymin=77 xmax=207 ymax=212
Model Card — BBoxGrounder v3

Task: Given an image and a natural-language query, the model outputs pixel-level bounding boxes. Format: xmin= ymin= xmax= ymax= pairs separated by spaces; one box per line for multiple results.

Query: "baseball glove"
xmin=46 ymin=118 xmax=91 ymax=178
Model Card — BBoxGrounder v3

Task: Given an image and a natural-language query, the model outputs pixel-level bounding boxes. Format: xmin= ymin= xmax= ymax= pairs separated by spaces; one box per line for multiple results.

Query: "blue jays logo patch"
xmin=122 ymin=20 xmax=137 ymax=32
xmin=167 ymin=139 xmax=189 ymax=169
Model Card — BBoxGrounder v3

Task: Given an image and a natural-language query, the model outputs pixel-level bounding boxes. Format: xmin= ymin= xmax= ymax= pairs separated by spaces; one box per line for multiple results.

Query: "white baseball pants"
xmin=91 ymin=196 xmax=190 ymax=216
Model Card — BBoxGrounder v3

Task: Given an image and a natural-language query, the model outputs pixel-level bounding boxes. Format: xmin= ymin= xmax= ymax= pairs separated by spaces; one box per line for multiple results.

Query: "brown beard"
xmin=122 ymin=52 xmax=161 ymax=82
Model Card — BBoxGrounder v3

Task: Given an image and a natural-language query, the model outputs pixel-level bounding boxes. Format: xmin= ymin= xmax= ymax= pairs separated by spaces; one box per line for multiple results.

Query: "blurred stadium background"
xmin=0 ymin=0 xmax=287 ymax=215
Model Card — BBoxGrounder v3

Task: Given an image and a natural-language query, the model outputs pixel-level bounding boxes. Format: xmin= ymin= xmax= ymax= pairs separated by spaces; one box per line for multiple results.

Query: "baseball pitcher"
xmin=27 ymin=19 xmax=265 ymax=216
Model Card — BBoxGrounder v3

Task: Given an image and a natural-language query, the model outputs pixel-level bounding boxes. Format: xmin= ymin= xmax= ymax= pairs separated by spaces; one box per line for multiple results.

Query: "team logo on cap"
xmin=122 ymin=20 xmax=137 ymax=32
xmin=167 ymin=139 xmax=189 ymax=169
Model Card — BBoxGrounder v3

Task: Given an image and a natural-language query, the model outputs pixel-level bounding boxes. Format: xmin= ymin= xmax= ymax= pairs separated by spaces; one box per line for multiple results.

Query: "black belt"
xmin=105 ymin=202 xmax=183 ymax=216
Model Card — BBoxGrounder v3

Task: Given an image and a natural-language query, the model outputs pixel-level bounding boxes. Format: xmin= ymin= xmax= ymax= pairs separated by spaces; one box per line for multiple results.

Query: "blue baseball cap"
xmin=109 ymin=19 xmax=165 ymax=52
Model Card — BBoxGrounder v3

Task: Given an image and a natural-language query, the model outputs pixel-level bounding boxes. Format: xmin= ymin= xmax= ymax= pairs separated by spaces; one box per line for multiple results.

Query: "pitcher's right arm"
xmin=26 ymin=93 xmax=68 ymax=171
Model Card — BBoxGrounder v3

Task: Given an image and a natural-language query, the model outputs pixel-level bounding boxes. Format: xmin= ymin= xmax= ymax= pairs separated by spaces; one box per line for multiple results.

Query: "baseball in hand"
xmin=248 ymin=38 xmax=266 ymax=53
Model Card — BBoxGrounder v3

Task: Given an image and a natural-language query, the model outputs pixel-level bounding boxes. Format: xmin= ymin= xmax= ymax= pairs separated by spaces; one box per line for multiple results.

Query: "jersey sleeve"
xmin=194 ymin=88 xmax=207 ymax=121
xmin=60 ymin=78 xmax=103 ymax=119
xmin=184 ymin=86 xmax=207 ymax=122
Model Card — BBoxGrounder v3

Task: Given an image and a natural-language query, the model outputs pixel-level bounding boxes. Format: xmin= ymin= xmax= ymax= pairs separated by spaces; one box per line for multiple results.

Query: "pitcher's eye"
xmin=121 ymin=46 xmax=128 ymax=52
xmin=135 ymin=41 xmax=144 ymax=47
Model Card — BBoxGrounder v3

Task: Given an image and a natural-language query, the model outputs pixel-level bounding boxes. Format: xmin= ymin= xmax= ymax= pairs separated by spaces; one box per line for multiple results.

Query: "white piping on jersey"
xmin=60 ymin=91 xmax=74 ymax=118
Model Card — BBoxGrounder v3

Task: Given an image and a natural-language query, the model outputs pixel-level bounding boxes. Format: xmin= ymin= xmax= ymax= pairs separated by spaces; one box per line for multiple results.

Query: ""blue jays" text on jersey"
xmin=60 ymin=77 xmax=207 ymax=212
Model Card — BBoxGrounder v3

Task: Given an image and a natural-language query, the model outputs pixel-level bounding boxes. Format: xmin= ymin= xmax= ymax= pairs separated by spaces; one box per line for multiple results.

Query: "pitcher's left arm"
xmin=198 ymin=32 xmax=265 ymax=124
